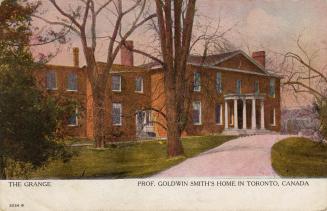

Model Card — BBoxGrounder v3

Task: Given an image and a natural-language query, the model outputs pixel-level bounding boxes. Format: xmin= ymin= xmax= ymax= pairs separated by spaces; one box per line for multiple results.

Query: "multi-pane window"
xmin=215 ymin=104 xmax=222 ymax=125
xmin=112 ymin=103 xmax=122 ymax=126
xmin=193 ymin=72 xmax=201 ymax=92
xmin=270 ymin=108 xmax=276 ymax=126
xmin=112 ymin=75 xmax=122 ymax=92
xmin=68 ymin=108 xmax=78 ymax=126
xmin=216 ymin=72 xmax=222 ymax=93
xmin=135 ymin=77 xmax=144 ymax=93
xmin=46 ymin=71 xmax=57 ymax=90
xmin=67 ymin=72 xmax=78 ymax=91
xmin=236 ymin=80 xmax=242 ymax=94
xmin=192 ymin=101 xmax=202 ymax=125
xmin=136 ymin=111 xmax=153 ymax=127
xmin=254 ymin=80 xmax=259 ymax=95
xmin=145 ymin=111 xmax=153 ymax=126
xmin=270 ymin=78 xmax=276 ymax=97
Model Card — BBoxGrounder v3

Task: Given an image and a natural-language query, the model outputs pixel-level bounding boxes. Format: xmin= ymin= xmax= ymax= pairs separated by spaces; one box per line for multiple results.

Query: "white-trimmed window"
xmin=216 ymin=72 xmax=222 ymax=93
xmin=112 ymin=103 xmax=122 ymax=126
xmin=46 ymin=71 xmax=57 ymax=90
xmin=145 ymin=111 xmax=153 ymax=126
xmin=193 ymin=72 xmax=201 ymax=92
xmin=135 ymin=77 xmax=144 ymax=93
xmin=67 ymin=72 xmax=78 ymax=91
xmin=136 ymin=110 xmax=153 ymax=127
xmin=192 ymin=101 xmax=202 ymax=125
xmin=68 ymin=108 xmax=78 ymax=126
xmin=254 ymin=80 xmax=259 ymax=95
xmin=215 ymin=104 xmax=223 ymax=125
xmin=270 ymin=108 xmax=276 ymax=126
xmin=270 ymin=78 xmax=276 ymax=97
xmin=236 ymin=80 xmax=242 ymax=94
xmin=112 ymin=75 xmax=122 ymax=92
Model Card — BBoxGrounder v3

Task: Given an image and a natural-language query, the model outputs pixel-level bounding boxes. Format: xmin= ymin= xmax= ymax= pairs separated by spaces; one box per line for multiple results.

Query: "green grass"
xmin=28 ymin=135 xmax=236 ymax=179
xmin=272 ymin=137 xmax=327 ymax=177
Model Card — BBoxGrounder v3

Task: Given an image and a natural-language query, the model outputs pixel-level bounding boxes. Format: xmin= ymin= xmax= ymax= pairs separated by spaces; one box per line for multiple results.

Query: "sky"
xmin=32 ymin=0 xmax=327 ymax=107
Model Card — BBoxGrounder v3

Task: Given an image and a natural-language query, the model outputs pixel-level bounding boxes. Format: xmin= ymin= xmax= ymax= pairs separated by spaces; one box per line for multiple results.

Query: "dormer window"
xmin=112 ymin=75 xmax=122 ymax=92
xmin=46 ymin=71 xmax=57 ymax=90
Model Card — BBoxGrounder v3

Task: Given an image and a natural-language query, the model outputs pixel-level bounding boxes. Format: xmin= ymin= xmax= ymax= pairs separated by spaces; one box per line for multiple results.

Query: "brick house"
xmin=35 ymin=42 xmax=281 ymax=142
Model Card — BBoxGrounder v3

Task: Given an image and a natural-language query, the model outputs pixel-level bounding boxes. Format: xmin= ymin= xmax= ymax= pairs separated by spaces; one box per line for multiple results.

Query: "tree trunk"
xmin=0 ymin=156 xmax=7 ymax=180
xmin=165 ymin=78 xmax=184 ymax=157
xmin=93 ymin=86 xmax=106 ymax=148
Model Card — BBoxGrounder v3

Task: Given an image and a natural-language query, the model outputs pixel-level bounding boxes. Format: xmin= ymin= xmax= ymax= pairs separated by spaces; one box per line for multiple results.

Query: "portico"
xmin=223 ymin=93 xmax=268 ymax=135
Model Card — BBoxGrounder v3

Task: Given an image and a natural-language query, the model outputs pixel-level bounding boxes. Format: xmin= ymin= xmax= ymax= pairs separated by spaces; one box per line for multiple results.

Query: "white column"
xmin=224 ymin=100 xmax=228 ymax=129
xmin=251 ymin=98 xmax=256 ymax=130
xmin=234 ymin=99 xmax=238 ymax=129
xmin=243 ymin=99 xmax=247 ymax=129
xmin=261 ymin=100 xmax=265 ymax=129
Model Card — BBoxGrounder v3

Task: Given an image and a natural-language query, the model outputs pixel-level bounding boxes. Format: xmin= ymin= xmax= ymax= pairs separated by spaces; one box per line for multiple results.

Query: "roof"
xmin=187 ymin=51 xmax=241 ymax=66
xmin=139 ymin=50 xmax=282 ymax=78
xmin=95 ymin=62 xmax=148 ymax=73
xmin=138 ymin=51 xmax=241 ymax=69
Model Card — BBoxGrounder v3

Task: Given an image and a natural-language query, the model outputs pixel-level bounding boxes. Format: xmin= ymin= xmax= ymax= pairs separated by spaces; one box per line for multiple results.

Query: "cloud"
xmin=245 ymin=8 xmax=287 ymax=37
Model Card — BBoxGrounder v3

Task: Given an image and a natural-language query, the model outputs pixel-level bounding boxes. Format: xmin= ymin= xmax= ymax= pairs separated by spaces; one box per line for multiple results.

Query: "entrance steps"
xmin=222 ymin=129 xmax=279 ymax=136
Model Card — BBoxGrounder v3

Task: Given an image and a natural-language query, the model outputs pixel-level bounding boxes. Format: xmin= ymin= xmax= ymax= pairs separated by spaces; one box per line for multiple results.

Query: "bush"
xmin=313 ymin=98 xmax=327 ymax=142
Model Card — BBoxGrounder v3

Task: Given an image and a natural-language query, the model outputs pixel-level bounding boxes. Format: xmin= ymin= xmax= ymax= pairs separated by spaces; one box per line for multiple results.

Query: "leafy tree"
xmin=0 ymin=0 xmax=71 ymax=179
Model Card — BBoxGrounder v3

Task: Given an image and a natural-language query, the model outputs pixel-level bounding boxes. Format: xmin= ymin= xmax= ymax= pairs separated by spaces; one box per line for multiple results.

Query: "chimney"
xmin=73 ymin=47 xmax=79 ymax=67
xmin=252 ymin=51 xmax=266 ymax=68
xmin=121 ymin=40 xmax=134 ymax=66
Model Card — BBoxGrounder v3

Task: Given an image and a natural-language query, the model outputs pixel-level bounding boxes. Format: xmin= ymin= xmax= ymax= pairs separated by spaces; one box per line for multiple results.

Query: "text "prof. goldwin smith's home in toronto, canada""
xmin=36 ymin=41 xmax=281 ymax=142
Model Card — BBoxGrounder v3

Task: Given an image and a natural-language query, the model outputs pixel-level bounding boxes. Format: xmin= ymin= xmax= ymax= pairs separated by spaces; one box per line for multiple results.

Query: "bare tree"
xmin=281 ymin=34 xmax=327 ymax=141
xmin=141 ymin=0 xmax=195 ymax=157
xmin=124 ymin=0 xmax=235 ymax=157
xmin=283 ymin=36 xmax=326 ymax=99
xmin=36 ymin=0 xmax=155 ymax=148
xmin=36 ymin=0 xmax=234 ymax=157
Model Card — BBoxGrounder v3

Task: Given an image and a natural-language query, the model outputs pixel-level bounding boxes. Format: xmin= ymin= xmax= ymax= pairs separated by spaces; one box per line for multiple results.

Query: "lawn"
xmin=27 ymin=135 xmax=236 ymax=179
xmin=272 ymin=137 xmax=327 ymax=177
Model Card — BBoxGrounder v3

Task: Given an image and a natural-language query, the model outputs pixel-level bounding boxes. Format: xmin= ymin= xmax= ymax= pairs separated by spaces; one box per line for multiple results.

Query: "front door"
xmin=136 ymin=111 xmax=155 ymax=138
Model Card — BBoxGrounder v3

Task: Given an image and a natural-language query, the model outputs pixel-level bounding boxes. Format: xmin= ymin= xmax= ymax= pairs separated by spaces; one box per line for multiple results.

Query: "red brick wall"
xmin=150 ymin=70 xmax=167 ymax=137
xmin=35 ymin=65 xmax=88 ymax=138
xmin=151 ymin=63 xmax=281 ymax=138
xmin=103 ymin=69 xmax=152 ymax=142
xmin=34 ymin=55 xmax=281 ymax=142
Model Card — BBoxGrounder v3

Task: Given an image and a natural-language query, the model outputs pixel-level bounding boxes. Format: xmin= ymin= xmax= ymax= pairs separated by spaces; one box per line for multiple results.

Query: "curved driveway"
xmin=156 ymin=135 xmax=290 ymax=177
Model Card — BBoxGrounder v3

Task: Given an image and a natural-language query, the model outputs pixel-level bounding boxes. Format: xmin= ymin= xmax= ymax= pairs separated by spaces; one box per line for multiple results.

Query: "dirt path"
xmin=155 ymin=135 xmax=290 ymax=177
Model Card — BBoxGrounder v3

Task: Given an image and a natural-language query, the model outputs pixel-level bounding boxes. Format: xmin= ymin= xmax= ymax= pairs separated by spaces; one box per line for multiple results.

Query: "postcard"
xmin=0 ymin=0 xmax=326 ymax=210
